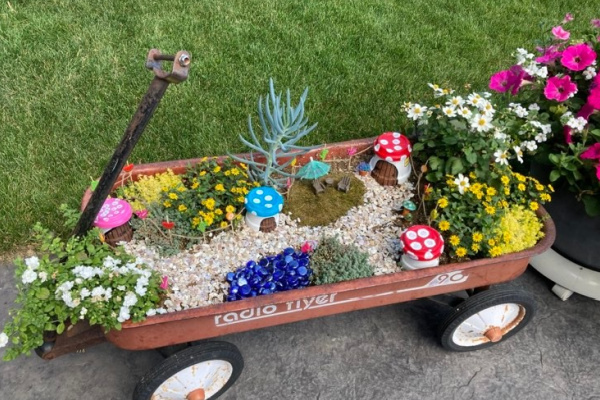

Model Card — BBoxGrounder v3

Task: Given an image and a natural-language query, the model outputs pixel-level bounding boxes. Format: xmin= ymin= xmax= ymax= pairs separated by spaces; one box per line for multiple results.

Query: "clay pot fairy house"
xmin=93 ymin=198 xmax=134 ymax=246
xmin=399 ymin=225 xmax=444 ymax=270
xmin=244 ymin=186 xmax=284 ymax=233
xmin=369 ymin=132 xmax=412 ymax=186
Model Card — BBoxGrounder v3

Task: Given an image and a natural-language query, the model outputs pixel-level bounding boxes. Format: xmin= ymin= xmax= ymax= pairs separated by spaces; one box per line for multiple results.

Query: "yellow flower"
xmin=192 ymin=217 xmax=200 ymax=227
xmin=226 ymin=205 xmax=235 ymax=213
xmin=231 ymin=168 xmax=240 ymax=176
xmin=541 ymin=193 xmax=551 ymax=202
xmin=449 ymin=235 xmax=460 ymax=246
xmin=488 ymin=238 xmax=496 ymax=246
xmin=475 ymin=191 xmax=484 ymax=200
xmin=203 ymin=198 xmax=216 ymax=210
xmin=489 ymin=246 xmax=502 ymax=257
xmin=253 ymin=182 xmax=260 ymax=187
xmin=548 ymin=184 xmax=554 ymax=193
xmin=535 ymin=183 xmax=544 ymax=191
xmin=178 ymin=204 xmax=187 ymax=212
xmin=199 ymin=171 xmax=207 ymax=176
xmin=200 ymin=156 xmax=208 ymax=162
xmin=213 ymin=166 xmax=221 ymax=173
xmin=529 ymin=201 xmax=539 ymax=211
xmin=456 ymin=247 xmax=467 ymax=257
xmin=437 ymin=198 xmax=449 ymax=208
xmin=500 ymin=200 xmax=509 ymax=208
xmin=517 ymin=183 xmax=526 ymax=191
xmin=224 ymin=170 xmax=231 ymax=176
xmin=236 ymin=214 xmax=242 ymax=220
xmin=177 ymin=186 xmax=186 ymax=192
xmin=446 ymin=178 xmax=455 ymax=186
xmin=242 ymin=187 xmax=249 ymax=195
xmin=236 ymin=196 xmax=245 ymax=203
xmin=501 ymin=175 xmax=510 ymax=185
xmin=485 ymin=205 xmax=496 ymax=215
xmin=486 ymin=187 xmax=497 ymax=196
xmin=161 ymin=186 xmax=169 ymax=192
xmin=514 ymin=173 xmax=526 ymax=182
xmin=503 ymin=232 xmax=512 ymax=243
xmin=204 ymin=215 xmax=214 ymax=226
xmin=485 ymin=196 xmax=493 ymax=203
xmin=239 ymin=163 xmax=247 ymax=170
xmin=163 ymin=200 xmax=172 ymax=208
xmin=169 ymin=193 xmax=178 ymax=200
xmin=220 ymin=221 xmax=228 ymax=228
xmin=472 ymin=232 xmax=483 ymax=242
xmin=215 ymin=183 xmax=225 ymax=192
xmin=215 ymin=208 xmax=223 ymax=215
xmin=471 ymin=243 xmax=480 ymax=253
xmin=438 ymin=220 xmax=450 ymax=231
xmin=471 ymin=183 xmax=483 ymax=193
xmin=191 ymin=182 xmax=199 ymax=190
xmin=504 ymin=188 xmax=510 ymax=196
xmin=469 ymin=172 xmax=477 ymax=179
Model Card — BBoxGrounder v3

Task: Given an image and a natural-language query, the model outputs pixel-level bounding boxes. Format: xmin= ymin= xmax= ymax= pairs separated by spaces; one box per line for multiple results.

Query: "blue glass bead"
xmin=240 ymin=284 xmax=251 ymax=296
xmin=258 ymin=267 xmax=269 ymax=277
xmin=273 ymin=269 xmax=284 ymax=280
xmin=298 ymin=258 xmax=309 ymax=267
xmin=246 ymin=260 xmax=257 ymax=269
xmin=234 ymin=270 xmax=244 ymax=279
xmin=259 ymin=258 xmax=270 ymax=267
xmin=226 ymin=272 xmax=235 ymax=282
xmin=283 ymin=247 xmax=295 ymax=256
xmin=237 ymin=276 xmax=248 ymax=287
xmin=266 ymin=282 xmax=276 ymax=291
xmin=250 ymin=290 xmax=257 ymax=297
xmin=259 ymin=288 xmax=272 ymax=295
xmin=251 ymin=276 xmax=261 ymax=287
xmin=284 ymin=255 xmax=294 ymax=264
xmin=287 ymin=275 xmax=298 ymax=285
xmin=288 ymin=260 xmax=299 ymax=269
xmin=297 ymin=266 xmax=308 ymax=276
xmin=227 ymin=295 xmax=238 ymax=302
xmin=287 ymin=269 xmax=296 ymax=277
xmin=275 ymin=260 xmax=286 ymax=269
xmin=230 ymin=283 xmax=239 ymax=294
xmin=299 ymin=252 xmax=310 ymax=260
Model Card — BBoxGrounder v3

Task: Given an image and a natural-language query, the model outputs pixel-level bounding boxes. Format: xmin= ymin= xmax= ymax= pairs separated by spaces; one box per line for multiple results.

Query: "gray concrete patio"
xmin=1 ymin=263 xmax=599 ymax=400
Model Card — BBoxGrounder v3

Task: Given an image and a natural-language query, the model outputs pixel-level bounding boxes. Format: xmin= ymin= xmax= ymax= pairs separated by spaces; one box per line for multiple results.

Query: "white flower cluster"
xmin=0 ymin=332 xmax=8 ymax=348
xmin=514 ymin=48 xmax=548 ymax=78
xmin=21 ymin=256 xmax=40 ymax=285
xmin=583 ymin=62 xmax=597 ymax=80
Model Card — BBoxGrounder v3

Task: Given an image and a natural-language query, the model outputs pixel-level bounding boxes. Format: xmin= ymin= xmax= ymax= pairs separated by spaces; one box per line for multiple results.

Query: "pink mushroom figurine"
xmin=93 ymin=198 xmax=133 ymax=246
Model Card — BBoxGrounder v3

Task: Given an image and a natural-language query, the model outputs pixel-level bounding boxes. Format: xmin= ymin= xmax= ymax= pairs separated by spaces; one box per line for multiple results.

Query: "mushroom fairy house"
xmin=94 ymin=198 xmax=133 ymax=247
xmin=244 ymin=186 xmax=284 ymax=233
xmin=369 ymin=132 xmax=412 ymax=186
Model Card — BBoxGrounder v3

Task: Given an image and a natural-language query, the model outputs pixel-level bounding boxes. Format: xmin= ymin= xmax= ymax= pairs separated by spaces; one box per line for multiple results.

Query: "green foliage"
xmin=310 ymin=236 xmax=373 ymax=285
xmin=229 ymin=79 xmax=320 ymax=188
xmin=0 ymin=220 xmax=164 ymax=361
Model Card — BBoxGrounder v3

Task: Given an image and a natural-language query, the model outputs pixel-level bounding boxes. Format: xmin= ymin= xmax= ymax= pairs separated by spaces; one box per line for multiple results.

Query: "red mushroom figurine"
xmin=399 ymin=225 xmax=444 ymax=270
xmin=369 ymin=132 xmax=412 ymax=186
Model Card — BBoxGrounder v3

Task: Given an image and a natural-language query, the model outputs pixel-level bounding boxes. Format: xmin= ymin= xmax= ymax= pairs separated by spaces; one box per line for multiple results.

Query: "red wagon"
xmin=38 ymin=51 xmax=556 ymax=400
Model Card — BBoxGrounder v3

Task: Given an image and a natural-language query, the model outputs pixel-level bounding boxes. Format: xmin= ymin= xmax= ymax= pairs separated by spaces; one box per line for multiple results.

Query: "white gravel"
xmin=122 ymin=174 xmax=415 ymax=312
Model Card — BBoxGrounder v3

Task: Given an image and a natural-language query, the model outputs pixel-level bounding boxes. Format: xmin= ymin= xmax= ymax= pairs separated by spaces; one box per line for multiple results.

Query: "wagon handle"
xmin=72 ymin=49 xmax=191 ymax=238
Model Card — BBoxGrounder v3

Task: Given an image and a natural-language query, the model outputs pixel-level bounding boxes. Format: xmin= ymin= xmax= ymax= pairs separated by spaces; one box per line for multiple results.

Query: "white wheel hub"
xmin=452 ymin=303 xmax=526 ymax=347
xmin=151 ymin=360 xmax=233 ymax=399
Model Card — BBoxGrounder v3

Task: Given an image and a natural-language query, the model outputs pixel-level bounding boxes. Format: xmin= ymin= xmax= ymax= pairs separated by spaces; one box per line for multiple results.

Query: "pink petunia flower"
xmin=560 ymin=43 xmax=597 ymax=71
xmin=544 ymin=75 xmax=578 ymax=102
xmin=536 ymin=45 xmax=563 ymax=64
xmin=562 ymin=13 xmax=574 ymax=24
xmin=589 ymin=77 xmax=600 ymax=109
xmin=592 ymin=19 xmax=600 ymax=28
xmin=580 ymin=143 xmax=600 ymax=160
xmin=552 ymin=26 xmax=570 ymax=40
xmin=489 ymin=65 xmax=528 ymax=95
xmin=135 ymin=209 xmax=148 ymax=219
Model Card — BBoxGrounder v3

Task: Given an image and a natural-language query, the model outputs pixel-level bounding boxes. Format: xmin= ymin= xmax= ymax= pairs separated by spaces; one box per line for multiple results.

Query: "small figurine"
xmin=337 ymin=175 xmax=351 ymax=193
xmin=312 ymin=179 xmax=326 ymax=195
xmin=357 ymin=161 xmax=371 ymax=176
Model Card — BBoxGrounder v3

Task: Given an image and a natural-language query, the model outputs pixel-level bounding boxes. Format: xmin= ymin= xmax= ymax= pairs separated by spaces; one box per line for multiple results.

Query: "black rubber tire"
xmin=438 ymin=288 xmax=535 ymax=352
xmin=133 ymin=341 xmax=244 ymax=400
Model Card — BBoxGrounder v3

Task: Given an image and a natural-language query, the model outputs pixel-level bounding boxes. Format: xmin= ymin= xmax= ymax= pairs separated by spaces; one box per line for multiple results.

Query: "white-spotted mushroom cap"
xmin=244 ymin=186 xmax=284 ymax=218
xmin=400 ymin=225 xmax=444 ymax=261
xmin=93 ymin=198 xmax=132 ymax=230
xmin=373 ymin=132 xmax=411 ymax=162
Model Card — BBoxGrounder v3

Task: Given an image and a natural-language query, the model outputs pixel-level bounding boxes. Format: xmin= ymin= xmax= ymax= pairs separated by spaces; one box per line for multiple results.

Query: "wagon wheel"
xmin=438 ymin=288 xmax=535 ymax=352
xmin=133 ymin=341 xmax=244 ymax=400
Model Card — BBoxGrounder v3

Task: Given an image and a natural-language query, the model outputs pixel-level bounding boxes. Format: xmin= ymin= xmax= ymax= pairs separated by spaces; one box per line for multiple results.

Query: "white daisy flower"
xmin=513 ymin=145 xmax=524 ymax=163
xmin=467 ymin=93 xmax=482 ymax=107
xmin=481 ymin=100 xmax=495 ymax=117
xmin=458 ymin=107 xmax=472 ymax=119
xmin=454 ymin=174 xmax=470 ymax=194
xmin=494 ymin=128 xmax=508 ymax=141
xmin=446 ymin=96 xmax=464 ymax=107
xmin=470 ymin=113 xmax=493 ymax=132
xmin=494 ymin=149 xmax=510 ymax=166
xmin=442 ymin=106 xmax=456 ymax=118
xmin=407 ymin=103 xmax=426 ymax=120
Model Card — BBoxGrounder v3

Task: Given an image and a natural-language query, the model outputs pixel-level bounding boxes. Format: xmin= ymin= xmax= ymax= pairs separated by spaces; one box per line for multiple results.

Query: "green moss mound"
xmin=284 ymin=173 xmax=365 ymax=227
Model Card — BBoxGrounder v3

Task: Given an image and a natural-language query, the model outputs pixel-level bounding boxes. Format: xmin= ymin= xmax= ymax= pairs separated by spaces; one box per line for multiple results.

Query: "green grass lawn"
xmin=0 ymin=0 xmax=596 ymax=252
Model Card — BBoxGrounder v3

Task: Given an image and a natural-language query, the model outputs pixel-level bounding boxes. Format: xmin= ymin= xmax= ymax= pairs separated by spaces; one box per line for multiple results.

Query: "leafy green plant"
xmin=229 ymin=78 xmax=320 ymax=189
xmin=404 ymin=85 xmax=551 ymax=184
xmin=309 ymin=236 xmax=373 ymax=285
xmin=0 ymin=212 xmax=164 ymax=361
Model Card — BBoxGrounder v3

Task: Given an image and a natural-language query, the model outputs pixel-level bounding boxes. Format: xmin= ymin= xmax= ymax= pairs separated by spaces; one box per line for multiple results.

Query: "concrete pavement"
xmin=1 ymin=263 xmax=599 ymax=400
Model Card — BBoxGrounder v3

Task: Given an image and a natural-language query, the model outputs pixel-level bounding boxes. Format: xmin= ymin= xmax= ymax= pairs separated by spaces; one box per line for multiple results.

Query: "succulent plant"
xmin=229 ymin=78 xmax=320 ymax=188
